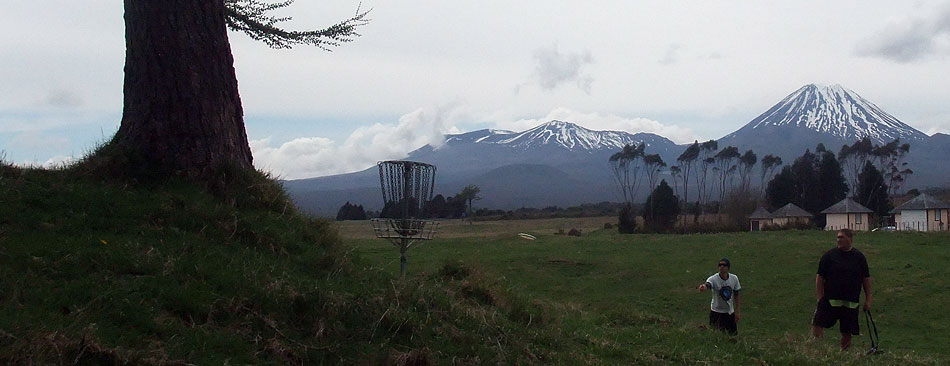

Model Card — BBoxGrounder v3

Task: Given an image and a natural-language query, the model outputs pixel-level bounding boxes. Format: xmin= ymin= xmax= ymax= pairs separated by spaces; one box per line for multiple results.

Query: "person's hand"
xmin=863 ymin=301 xmax=871 ymax=312
xmin=698 ymin=284 xmax=707 ymax=292
xmin=735 ymin=312 xmax=741 ymax=322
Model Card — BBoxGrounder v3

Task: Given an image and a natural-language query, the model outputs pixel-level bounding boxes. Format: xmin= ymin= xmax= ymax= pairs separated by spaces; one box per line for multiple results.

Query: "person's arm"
xmin=698 ymin=281 xmax=712 ymax=292
xmin=863 ymin=277 xmax=872 ymax=311
xmin=734 ymin=291 xmax=741 ymax=321
xmin=815 ymin=274 xmax=825 ymax=301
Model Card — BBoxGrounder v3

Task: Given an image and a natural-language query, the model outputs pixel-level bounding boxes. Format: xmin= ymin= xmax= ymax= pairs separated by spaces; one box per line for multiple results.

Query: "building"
xmin=893 ymin=193 xmax=950 ymax=232
xmin=748 ymin=207 xmax=773 ymax=231
xmin=769 ymin=203 xmax=813 ymax=226
xmin=820 ymin=198 xmax=874 ymax=231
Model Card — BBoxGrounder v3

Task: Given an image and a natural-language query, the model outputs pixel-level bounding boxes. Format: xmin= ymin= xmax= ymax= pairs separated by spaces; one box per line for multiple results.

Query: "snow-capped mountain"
xmin=284 ymin=120 xmax=681 ymax=215
xmin=722 ymin=84 xmax=927 ymax=144
xmin=408 ymin=120 xmax=679 ymax=183
xmin=284 ymin=84 xmax=948 ymax=217
xmin=440 ymin=120 xmax=673 ymax=153
xmin=470 ymin=120 xmax=665 ymax=152
xmin=717 ymin=84 xmax=930 ymax=161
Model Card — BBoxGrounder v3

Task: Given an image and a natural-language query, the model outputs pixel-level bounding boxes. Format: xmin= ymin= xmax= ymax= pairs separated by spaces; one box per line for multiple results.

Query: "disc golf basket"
xmin=371 ymin=160 xmax=439 ymax=275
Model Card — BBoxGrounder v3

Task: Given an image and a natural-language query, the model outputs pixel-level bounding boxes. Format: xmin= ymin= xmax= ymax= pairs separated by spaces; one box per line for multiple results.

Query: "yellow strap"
xmin=828 ymin=299 xmax=859 ymax=309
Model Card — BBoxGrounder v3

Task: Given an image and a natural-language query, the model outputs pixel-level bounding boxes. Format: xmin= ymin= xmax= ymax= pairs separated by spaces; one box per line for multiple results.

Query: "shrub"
xmin=642 ymin=180 xmax=680 ymax=233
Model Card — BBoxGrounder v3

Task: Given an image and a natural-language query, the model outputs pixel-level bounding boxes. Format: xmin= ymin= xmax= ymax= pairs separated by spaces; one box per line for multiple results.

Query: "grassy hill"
xmin=0 ymin=165 xmax=573 ymax=364
xmin=1 ymin=162 xmax=945 ymax=365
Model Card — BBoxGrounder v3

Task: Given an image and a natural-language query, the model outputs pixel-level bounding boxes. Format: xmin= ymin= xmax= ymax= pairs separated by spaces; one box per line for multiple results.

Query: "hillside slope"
xmin=0 ymin=165 xmax=570 ymax=364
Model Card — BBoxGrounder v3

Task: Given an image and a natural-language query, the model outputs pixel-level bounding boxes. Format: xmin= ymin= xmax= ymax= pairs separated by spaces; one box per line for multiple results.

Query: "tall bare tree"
xmin=737 ymin=150 xmax=757 ymax=193
xmin=837 ymin=138 xmax=873 ymax=194
xmin=676 ymin=141 xmax=700 ymax=222
xmin=669 ymin=165 xmax=682 ymax=202
xmin=714 ymin=146 xmax=740 ymax=205
xmin=697 ymin=140 xmax=718 ymax=212
xmin=643 ymin=154 xmax=667 ymax=193
xmin=609 ymin=143 xmax=646 ymax=205
xmin=759 ymin=154 xmax=783 ymax=197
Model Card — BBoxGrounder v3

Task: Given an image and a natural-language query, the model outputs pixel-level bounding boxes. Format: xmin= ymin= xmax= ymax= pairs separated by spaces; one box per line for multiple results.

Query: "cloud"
xmin=493 ymin=107 xmax=700 ymax=144
xmin=45 ymin=89 xmax=83 ymax=108
xmin=855 ymin=4 xmax=950 ymax=62
xmin=659 ymin=44 xmax=683 ymax=65
xmin=531 ymin=44 xmax=594 ymax=94
xmin=251 ymin=106 xmax=462 ymax=179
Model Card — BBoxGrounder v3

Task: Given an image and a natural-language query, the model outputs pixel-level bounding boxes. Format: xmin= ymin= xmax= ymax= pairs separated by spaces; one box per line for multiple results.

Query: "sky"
xmin=2 ymin=1 xmax=950 ymax=179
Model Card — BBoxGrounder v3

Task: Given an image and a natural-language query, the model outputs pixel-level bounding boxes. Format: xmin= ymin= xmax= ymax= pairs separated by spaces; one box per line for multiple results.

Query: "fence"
xmin=897 ymin=221 xmax=949 ymax=232
xmin=823 ymin=222 xmax=949 ymax=232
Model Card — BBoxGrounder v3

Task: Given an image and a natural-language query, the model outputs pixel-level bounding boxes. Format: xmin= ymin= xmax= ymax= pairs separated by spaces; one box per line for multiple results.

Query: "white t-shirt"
xmin=705 ymin=273 xmax=741 ymax=314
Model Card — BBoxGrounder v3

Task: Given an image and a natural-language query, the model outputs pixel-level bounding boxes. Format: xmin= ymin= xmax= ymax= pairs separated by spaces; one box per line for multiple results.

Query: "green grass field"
xmin=3 ymin=163 xmax=948 ymax=364
xmin=340 ymin=218 xmax=950 ymax=363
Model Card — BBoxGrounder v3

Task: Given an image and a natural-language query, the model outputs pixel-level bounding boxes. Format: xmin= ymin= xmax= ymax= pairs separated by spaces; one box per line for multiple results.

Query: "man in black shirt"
xmin=811 ymin=228 xmax=872 ymax=350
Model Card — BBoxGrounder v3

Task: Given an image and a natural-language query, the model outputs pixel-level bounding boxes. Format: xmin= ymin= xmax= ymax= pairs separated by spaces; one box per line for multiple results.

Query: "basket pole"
xmin=399 ymin=238 xmax=409 ymax=276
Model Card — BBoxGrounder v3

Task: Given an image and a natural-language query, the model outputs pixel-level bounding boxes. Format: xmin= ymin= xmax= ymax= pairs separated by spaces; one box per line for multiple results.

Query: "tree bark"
xmin=115 ymin=0 xmax=252 ymax=178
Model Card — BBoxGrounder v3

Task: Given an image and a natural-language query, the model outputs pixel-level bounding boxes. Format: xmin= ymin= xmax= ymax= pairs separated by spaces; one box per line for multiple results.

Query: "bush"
xmin=642 ymin=180 xmax=680 ymax=233
xmin=336 ymin=201 xmax=368 ymax=220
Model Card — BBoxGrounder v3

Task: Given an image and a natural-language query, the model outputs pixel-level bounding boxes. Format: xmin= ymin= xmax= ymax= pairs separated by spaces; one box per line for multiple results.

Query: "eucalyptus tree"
xmin=109 ymin=0 xmax=369 ymax=181
xmin=676 ymin=141 xmax=700 ymax=221
xmin=697 ymin=140 xmax=718 ymax=211
xmin=837 ymin=138 xmax=874 ymax=194
xmin=458 ymin=185 xmax=482 ymax=216
xmin=643 ymin=154 xmax=667 ymax=194
xmin=759 ymin=154 xmax=783 ymax=197
xmin=609 ymin=143 xmax=646 ymax=205
xmin=856 ymin=161 xmax=892 ymax=220
xmin=737 ymin=150 xmax=757 ymax=193
xmin=713 ymin=146 xmax=740 ymax=205
xmin=669 ymin=165 xmax=682 ymax=201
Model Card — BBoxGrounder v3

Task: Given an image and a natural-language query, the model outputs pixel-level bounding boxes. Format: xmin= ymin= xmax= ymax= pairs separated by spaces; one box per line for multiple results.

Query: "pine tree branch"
xmin=225 ymin=0 xmax=371 ymax=50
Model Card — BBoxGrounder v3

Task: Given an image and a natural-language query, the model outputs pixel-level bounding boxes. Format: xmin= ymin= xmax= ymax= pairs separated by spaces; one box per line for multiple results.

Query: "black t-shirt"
xmin=817 ymin=247 xmax=870 ymax=303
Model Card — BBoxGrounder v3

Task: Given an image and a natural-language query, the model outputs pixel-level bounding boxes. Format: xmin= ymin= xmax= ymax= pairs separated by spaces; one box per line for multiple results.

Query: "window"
xmin=855 ymin=213 xmax=862 ymax=224
xmin=937 ymin=210 xmax=942 ymax=221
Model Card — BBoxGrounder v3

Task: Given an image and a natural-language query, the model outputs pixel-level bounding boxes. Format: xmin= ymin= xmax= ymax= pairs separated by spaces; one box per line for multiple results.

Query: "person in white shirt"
xmin=698 ymin=257 xmax=741 ymax=335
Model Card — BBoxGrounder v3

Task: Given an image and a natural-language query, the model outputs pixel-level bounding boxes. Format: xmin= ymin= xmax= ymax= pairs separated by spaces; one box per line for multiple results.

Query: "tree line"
xmin=609 ymin=137 xmax=912 ymax=233
xmin=336 ymin=185 xmax=481 ymax=221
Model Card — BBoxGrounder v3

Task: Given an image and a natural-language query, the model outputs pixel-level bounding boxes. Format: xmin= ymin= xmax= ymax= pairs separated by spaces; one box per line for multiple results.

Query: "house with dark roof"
xmin=820 ymin=198 xmax=873 ymax=231
xmin=747 ymin=207 xmax=772 ymax=231
xmin=769 ymin=203 xmax=813 ymax=226
xmin=893 ymin=194 xmax=950 ymax=232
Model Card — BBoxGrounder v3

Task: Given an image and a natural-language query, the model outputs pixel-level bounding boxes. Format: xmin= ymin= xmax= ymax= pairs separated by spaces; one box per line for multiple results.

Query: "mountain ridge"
xmin=285 ymin=84 xmax=947 ymax=216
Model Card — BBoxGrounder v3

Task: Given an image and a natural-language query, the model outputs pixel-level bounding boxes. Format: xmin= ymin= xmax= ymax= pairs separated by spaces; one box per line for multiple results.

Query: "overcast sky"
xmin=3 ymin=1 xmax=950 ymax=179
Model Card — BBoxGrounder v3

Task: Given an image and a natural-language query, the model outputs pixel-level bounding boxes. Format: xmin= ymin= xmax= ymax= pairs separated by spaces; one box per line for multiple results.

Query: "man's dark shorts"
xmin=812 ymin=298 xmax=859 ymax=335
xmin=709 ymin=310 xmax=737 ymax=335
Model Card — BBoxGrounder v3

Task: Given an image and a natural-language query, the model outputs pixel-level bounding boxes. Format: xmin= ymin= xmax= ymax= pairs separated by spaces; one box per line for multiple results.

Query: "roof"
xmin=771 ymin=203 xmax=813 ymax=218
xmin=820 ymin=198 xmax=873 ymax=214
xmin=895 ymin=193 xmax=950 ymax=211
xmin=748 ymin=207 xmax=772 ymax=219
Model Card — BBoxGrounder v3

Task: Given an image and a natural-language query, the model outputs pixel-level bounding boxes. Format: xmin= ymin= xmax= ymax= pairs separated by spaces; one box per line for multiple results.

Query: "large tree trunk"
xmin=115 ymin=0 xmax=252 ymax=178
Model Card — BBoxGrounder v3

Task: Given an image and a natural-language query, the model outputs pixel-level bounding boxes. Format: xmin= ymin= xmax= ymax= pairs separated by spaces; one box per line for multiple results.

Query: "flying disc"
xmin=518 ymin=233 xmax=537 ymax=240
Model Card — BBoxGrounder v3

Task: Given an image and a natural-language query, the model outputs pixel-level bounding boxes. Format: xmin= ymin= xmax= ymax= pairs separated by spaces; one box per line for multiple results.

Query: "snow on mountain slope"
xmin=442 ymin=120 xmax=674 ymax=152
xmin=724 ymin=84 xmax=927 ymax=143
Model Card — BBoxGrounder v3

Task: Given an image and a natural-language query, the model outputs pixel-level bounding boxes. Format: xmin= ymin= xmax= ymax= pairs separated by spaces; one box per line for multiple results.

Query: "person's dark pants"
xmin=709 ymin=310 xmax=737 ymax=335
xmin=812 ymin=298 xmax=860 ymax=335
